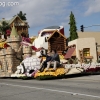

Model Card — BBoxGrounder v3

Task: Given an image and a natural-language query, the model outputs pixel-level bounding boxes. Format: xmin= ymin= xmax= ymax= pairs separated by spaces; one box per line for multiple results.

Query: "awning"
xmin=64 ymin=47 xmax=76 ymax=59
xmin=72 ymin=49 xmax=76 ymax=56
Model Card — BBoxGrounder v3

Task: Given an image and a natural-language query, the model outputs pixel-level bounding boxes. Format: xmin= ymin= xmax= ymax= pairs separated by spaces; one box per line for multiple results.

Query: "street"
xmin=0 ymin=75 xmax=100 ymax=100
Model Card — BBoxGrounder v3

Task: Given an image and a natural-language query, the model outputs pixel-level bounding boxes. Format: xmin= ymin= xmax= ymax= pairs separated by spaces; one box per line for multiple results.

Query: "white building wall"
xmin=68 ymin=38 xmax=97 ymax=62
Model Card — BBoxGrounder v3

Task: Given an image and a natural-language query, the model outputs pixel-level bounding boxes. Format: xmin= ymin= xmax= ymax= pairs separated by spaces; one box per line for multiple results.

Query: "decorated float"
xmin=11 ymin=56 xmax=100 ymax=80
xmin=0 ymin=24 xmax=100 ymax=80
xmin=9 ymin=26 xmax=100 ymax=80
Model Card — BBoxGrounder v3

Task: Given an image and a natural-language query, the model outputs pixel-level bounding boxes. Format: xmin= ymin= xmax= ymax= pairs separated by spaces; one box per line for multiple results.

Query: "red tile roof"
xmin=64 ymin=47 xmax=76 ymax=59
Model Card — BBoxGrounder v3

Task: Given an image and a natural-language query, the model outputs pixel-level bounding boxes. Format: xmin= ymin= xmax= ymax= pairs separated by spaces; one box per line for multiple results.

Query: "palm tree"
xmin=0 ymin=21 xmax=10 ymax=39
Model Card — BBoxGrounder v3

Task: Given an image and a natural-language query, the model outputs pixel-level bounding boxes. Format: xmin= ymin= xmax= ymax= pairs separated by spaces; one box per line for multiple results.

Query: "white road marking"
xmin=0 ymin=82 xmax=100 ymax=99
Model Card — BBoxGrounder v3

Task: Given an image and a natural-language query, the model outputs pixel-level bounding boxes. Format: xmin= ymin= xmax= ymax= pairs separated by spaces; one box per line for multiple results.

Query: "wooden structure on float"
xmin=10 ymin=16 xmax=29 ymax=37
xmin=0 ymin=15 xmax=29 ymax=38
xmin=47 ymin=30 xmax=67 ymax=55
xmin=79 ymin=50 xmax=93 ymax=63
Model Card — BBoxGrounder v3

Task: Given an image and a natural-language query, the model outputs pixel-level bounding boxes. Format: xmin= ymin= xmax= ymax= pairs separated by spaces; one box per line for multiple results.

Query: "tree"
xmin=0 ymin=21 xmax=10 ymax=39
xmin=17 ymin=11 xmax=27 ymax=21
xmin=69 ymin=11 xmax=78 ymax=41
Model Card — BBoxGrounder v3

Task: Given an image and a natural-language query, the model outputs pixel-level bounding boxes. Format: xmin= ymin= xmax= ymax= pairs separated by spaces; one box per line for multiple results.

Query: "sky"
xmin=0 ymin=0 xmax=100 ymax=37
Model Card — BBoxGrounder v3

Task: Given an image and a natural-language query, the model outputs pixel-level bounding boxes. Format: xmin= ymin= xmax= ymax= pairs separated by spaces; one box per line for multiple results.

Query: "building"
xmin=78 ymin=31 xmax=100 ymax=61
xmin=48 ymin=30 xmax=67 ymax=55
xmin=65 ymin=38 xmax=97 ymax=63
xmin=0 ymin=15 xmax=29 ymax=38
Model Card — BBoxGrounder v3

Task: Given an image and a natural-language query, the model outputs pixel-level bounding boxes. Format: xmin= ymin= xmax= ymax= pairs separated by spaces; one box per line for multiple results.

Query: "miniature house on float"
xmin=64 ymin=38 xmax=97 ymax=63
xmin=78 ymin=31 xmax=100 ymax=62
xmin=48 ymin=30 xmax=67 ymax=55
xmin=32 ymin=26 xmax=65 ymax=56
xmin=0 ymin=15 xmax=29 ymax=39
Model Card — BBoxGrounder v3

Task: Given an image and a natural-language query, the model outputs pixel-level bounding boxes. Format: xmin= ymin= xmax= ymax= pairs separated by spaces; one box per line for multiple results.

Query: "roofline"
xmin=47 ymin=30 xmax=67 ymax=40
xmin=9 ymin=15 xmax=25 ymax=25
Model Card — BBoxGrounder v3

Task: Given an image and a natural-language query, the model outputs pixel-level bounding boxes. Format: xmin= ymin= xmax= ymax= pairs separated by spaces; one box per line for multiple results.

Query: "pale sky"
xmin=0 ymin=0 xmax=100 ymax=37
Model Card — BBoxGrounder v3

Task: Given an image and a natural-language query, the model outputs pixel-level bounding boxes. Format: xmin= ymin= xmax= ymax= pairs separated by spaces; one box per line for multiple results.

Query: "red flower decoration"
xmin=95 ymin=67 xmax=100 ymax=72
xmin=86 ymin=68 xmax=96 ymax=72
xmin=4 ymin=43 xmax=9 ymax=49
xmin=22 ymin=37 xmax=31 ymax=43
xmin=6 ymin=30 xmax=11 ymax=36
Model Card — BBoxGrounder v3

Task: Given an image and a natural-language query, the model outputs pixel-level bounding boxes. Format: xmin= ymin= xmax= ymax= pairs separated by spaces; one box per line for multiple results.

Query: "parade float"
xmin=10 ymin=37 xmax=100 ymax=80
xmin=10 ymin=36 xmax=100 ymax=80
xmin=10 ymin=58 xmax=100 ymax=80
xmin=0 ymin=24 xmax=100 ymax=80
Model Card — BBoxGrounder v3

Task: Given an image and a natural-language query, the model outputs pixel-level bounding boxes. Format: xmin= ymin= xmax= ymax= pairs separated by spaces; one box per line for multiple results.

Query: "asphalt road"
xmin=0 ymin=75 xmax=100 ymax=100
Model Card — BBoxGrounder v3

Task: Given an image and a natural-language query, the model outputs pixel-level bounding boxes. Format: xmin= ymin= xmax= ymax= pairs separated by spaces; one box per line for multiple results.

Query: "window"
xmin=45 ymin=37 xmax=47 ymax=42
xmin=83 ymin=48 xmax=90 ymax=57
xmin=41 ymin=32 xmax=46 ymax=36
xmin=45 ymin=37 xmax=49 ymax=42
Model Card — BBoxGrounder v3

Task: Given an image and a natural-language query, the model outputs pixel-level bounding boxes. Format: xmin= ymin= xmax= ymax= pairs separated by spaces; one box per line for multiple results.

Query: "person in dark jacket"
xmin=46 ymin=50 xmax=60 ymax=71
xmin=39 ymin=50 xmax=52 ymax=72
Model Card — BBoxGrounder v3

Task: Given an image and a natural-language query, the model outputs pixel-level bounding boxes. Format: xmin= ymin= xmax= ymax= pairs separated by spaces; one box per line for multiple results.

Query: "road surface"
xmin=0 ymin=75 xmax=100 ymax=100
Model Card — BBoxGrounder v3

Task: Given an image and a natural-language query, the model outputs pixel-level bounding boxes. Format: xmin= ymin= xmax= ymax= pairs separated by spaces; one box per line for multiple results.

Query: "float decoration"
xmin=34 ymin=67 xmax=66 ymax=80
xmin=0 ymin=41 xmax=9 ymax=49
